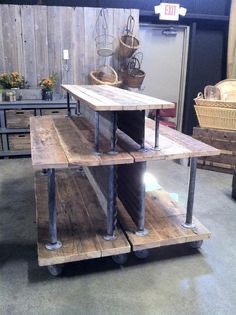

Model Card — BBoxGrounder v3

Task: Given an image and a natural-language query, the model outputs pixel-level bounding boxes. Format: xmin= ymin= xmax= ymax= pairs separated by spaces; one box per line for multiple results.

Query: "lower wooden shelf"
xmin=35 ymin=170 xmax=210 ymax=267
xmin=35 ymin=169 xmax=130 ymax=267
xmin=118 ymin=190 xmax=211 ymax=251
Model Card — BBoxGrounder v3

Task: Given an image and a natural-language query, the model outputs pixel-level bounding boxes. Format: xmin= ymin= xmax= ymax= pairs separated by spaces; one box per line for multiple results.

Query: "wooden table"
xmin=30 ymin=85 xmax=220 ymax=273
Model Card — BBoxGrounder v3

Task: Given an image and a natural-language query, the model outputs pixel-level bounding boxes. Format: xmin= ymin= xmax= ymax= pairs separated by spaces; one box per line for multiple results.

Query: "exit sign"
xmin=154 ymin=3 xmax=187 ymax=21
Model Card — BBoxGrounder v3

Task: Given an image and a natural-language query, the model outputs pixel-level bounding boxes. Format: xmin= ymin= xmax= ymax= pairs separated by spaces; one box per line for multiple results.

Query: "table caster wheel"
xmin=112 ymin=254 xmax=128 ymax=265
xmin=189 ymin=240 xmax=203 ymax=249
xmin=134 ymin=249 xmax=150 ymax=259
xmin=47 ymin=264 xmax=64 ymax=276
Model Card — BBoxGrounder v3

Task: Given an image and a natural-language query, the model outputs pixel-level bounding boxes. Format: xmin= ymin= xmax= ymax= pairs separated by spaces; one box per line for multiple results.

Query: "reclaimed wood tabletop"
xmin=61 ymin=84 xmax=175 ymax=111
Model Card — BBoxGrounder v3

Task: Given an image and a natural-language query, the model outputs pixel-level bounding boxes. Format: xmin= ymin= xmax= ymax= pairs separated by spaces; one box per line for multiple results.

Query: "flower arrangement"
xmin=0 ymin=72 xmax=26 ymax=89
xmin=38 ymin=74 xmax=57 ymax=91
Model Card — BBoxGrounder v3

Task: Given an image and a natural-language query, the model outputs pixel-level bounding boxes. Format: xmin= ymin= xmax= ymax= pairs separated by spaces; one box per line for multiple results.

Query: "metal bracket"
xmin=181 ymin=222 xmax=196 ymax=229
xmin=135 ymin=228 xmax=149 ymax=237
xmin=46 ymin=241 xmax=62 ymax=251
xmin=104 ymin=234 xmax=117 ymax=241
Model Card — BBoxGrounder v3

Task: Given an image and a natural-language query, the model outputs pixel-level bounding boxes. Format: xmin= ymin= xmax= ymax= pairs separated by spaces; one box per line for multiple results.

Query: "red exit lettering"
xmin=164 ymin=5 xmax=177 ymax=16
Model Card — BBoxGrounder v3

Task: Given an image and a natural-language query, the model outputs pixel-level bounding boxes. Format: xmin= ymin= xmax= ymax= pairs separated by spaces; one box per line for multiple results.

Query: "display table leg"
xmin=77 ymin=100 xmax=81 ymax=116
xmin=154 ymin=109 xmax=160 ymax=150
xmin=45 ymin=168 xmax=62 ymax=250
xmin=95 ymin=111 xmax=100 ymax=154
xmin=108 ymin=111 xmax=118 ymax=155
xmin=138 ymin=110 xmax=146 ymax=152
xmin=66 ymin=92 xmax=71 ymax=117
xmin=182 ymin=157 xmax=197 ymax=229
xmin=104 ymin=165 xmax=117 ymax=240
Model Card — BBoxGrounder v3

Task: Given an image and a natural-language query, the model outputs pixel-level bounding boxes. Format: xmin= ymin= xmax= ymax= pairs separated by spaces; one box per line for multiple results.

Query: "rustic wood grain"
xmin=30 ymin=116 xmax=68 ymax=169
xmin=53 ymin=116 xmax=134 ymax=167
xmin=36 ymin=169 xmax=130 ymax=266
xmin=117 ymin=190 xmax=211 ymax=251
xmin=21 ymin=6 xmax=37 ymax=87
xmin=34 ymin=5 xmax=49 ymax=84
xmin=0 ymin=5 xmax=138 ymax=90
xmin=61 ymin=85 xmax=175 ymax=111
xmin=6 ymin=109 xmax=35 ymax=128
xmin=117 ymin=118 xmax=220 ymax=162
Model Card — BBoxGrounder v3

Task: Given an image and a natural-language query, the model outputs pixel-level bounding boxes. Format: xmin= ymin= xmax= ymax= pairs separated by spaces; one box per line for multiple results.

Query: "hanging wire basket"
xmin=95 ymin=9 xmax=114 ymax=57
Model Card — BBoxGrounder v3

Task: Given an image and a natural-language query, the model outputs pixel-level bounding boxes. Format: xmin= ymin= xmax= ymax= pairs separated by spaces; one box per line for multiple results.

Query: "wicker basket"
xmin=119 ymin=15 xmax=139 ymax=58
xmin=216 ymin=79 xmax=236 ymax=101
xmin=194 ymin=105 xmax=236 ymax=130
xmin=194 ymin=95 xmax=236 ymax=109
xmin=90 ymin=65 xmax=122 ymax=87
xmin=119 ymin=35 xmax=139 ymax=58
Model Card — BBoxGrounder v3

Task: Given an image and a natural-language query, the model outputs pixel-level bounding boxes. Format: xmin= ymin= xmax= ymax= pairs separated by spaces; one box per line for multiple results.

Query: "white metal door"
xmin=139 ymin=24 xmax=189 ymax=130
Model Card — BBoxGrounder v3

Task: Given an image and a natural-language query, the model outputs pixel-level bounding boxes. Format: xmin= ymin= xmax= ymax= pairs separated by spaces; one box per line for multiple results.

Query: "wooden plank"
xmin=61 ymin=85 xmax=175 ymax=111
xmin=1 ymin=5 xmax=19 ymax=72
xmin=30 ymin=116 xmax=68 ymax=169
xmin=36 ymin=170 xmax=130 ymax=266
xmin=193 ymin=127 xmax=236 ymax=142
xmin=72 ymin=7 xmax=85 ymax=84
xmin=197 ymin=162 xmax=234 ymax=174
xmin=0 ymin=9 xmax=5 ymax=72
xmin=118 ymin=118 xmax=220 ymax=162
xmin=117 ymin=190 xmax=211 ymax=251
xmin=34 ymin=5 xmax=49 ymax=84
xmin=193 ymin=127 xmax=236 ymax=151
xmin=21 ymin=5 xmax=37 ymax=87
xmin=60 ymin=7 xmax=74 ymax=85
xmin=84 ymin=7 xmax=97 ymax=84
xmin=53 ymin=116 xmax=134 ymax=166
xmin=47 ymin=6 xmax=63 ymax=94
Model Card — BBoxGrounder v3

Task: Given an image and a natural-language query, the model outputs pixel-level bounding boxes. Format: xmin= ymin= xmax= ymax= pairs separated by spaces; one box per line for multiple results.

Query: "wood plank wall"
xmin=0 ymin=5 xmax=139 ymax=93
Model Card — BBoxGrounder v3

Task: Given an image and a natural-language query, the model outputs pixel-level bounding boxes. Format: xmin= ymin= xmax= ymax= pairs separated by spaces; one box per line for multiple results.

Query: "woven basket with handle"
xmin=90 ymin=65 xmax=122 ymax=87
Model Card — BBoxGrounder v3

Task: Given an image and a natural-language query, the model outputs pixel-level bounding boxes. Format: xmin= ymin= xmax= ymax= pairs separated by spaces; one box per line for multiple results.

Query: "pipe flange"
xmin=135 ymin=228 xmax=149 ymax=237
xmin=103 ymin=234 xmax=117 ymax=241
xmin=182 ymin=222 xmax=196 ymax=229
xmin=45 ymin=241 xmax=62 ymax=251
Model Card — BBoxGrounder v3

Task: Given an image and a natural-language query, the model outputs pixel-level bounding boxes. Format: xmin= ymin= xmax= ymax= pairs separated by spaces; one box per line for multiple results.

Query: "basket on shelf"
xmin=194 ymin=94 xmax=236 ymax=109
xmin=216 ymin=79 xmax=236 ymax=101
xmin=90 ymin=65 xmax=122 ymax=87
xmin=194 ymin=105 xmax=236 ymax=131
xmin=194 ymin=79 xmax=236 ymax=130
xmin=119 ymin=15 xmax=139 ymax=58
xmin=121 ymin=52 xmax=145 ymax=88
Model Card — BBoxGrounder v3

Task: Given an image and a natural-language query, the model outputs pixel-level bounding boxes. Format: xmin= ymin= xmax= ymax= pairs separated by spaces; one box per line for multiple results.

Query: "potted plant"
xmin=0 ymin=72 xmax=27 ymax=100
xmin=39 ymin=74 xmax=57 ymax=101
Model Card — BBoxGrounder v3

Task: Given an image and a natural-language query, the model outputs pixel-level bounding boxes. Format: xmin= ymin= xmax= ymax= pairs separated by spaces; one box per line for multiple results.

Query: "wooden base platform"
xmin=117 ymin=190 xmax=211 ymax=251
xmin=35 ymin=170 xmax=130 ymax=266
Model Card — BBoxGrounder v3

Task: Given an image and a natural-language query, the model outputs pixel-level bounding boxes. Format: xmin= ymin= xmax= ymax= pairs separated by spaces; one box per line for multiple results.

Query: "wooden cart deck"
xmin=36 ymin=169 xmax=130 ymax=266
xmin=30 ymin=116 xmax=219 ymax=170
xmin=118 ymin=190 xmax=210 ymax=251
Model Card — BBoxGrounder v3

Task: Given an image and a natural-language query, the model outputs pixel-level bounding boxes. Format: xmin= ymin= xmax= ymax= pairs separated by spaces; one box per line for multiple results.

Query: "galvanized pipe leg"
xmin=108 ymin=111 xmax=118 ymax=155
xmin=104 ymin=165 xmax=117 ymax=240
xmin=67 ymin=92 xmax=71 ymax=117
xmin=95 ymin=111 xmax=100 ymax=154
xmin=77 ymin=100 xmax=81 ymax=116
xmin=135 ymin=162 xmax=148 ymax=236
xmin=138 ymin=110 xmax=146 ymax=152
xmin=154 ymin=109 xmax=160 ymax=150
xmin=182 ymin=157 xmax=197 ymax=229
xmin=45 ymin=168 xmax=62 ymax=250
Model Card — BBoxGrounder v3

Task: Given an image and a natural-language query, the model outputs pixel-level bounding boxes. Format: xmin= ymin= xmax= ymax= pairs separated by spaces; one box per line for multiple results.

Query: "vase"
xmin=42 ymin=89 xmax=53 ymax=101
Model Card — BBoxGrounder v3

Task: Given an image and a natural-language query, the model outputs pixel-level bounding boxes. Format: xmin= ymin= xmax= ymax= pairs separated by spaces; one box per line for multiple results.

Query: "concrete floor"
xmin=0 ymin=158 xmax=235 ymax=315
